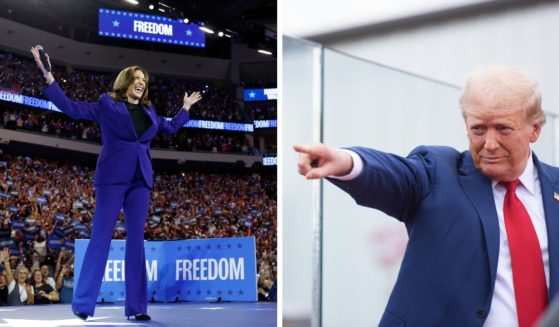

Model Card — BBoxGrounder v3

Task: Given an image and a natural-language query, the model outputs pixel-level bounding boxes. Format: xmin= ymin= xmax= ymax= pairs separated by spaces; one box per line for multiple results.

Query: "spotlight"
xmin=224 ymin=34 xmax=232 ymax=38
xmin=218 ymin=31 xmax=224 ymax=37
xmin=199 ymin=26 xmax=214 ymax=34
xmin=258 ymin=49 xmax=272 ymax=55
xmin=125 ymin=0 xmax=139 ymax=4
xmin=149 ymin=4 xmax=154 ymax=10
xmin=158 ymin=7 xmax=165 ymax=13
xmin=183 ymin=18 xmax=189 ymax=23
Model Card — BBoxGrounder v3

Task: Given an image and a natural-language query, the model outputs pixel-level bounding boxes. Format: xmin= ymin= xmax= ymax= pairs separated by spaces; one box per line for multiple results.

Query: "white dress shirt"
xmin=334 ymin=150 xmax=549 ymax=326
xmin=484 ymin=152 xmax=549 ymax=326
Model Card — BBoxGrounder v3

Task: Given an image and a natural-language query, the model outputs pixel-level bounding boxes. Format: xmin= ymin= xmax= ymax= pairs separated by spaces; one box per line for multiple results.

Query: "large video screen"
xmin=98 ymin=8 xmax=206 ymax=48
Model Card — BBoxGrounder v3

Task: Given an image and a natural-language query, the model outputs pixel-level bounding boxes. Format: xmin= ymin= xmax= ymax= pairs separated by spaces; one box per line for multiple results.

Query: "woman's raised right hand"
xmin=30 ymin=47 xmax=54 ymax=84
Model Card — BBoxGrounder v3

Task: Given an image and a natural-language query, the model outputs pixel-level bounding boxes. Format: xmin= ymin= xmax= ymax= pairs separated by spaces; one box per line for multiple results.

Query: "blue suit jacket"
xmin=43 ymin=82 xmax=189 ymax=188
xmin=329 ymin=146 xmax=559 ymax=326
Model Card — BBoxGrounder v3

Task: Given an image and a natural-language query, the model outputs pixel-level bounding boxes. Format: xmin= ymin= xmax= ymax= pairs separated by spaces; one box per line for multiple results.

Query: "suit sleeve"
xmin=157 ymin=109 xmax=190 ymax=134
xmin=327 ymin=146 xmax=436 ymax=223
xmin=43 ymin=82 xmax=101 ymax=122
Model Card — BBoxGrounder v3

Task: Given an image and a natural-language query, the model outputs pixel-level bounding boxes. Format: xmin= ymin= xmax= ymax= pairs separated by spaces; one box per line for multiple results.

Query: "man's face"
xmin=466 ymin=107 xmax=541 ymax=182
xmin=41 ymin=265 xmax=49 ymax=277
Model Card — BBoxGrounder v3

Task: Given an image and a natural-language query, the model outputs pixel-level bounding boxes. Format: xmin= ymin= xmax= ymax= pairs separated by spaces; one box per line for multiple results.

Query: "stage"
xmin=0 ymin=302 xmax=277 ymax=327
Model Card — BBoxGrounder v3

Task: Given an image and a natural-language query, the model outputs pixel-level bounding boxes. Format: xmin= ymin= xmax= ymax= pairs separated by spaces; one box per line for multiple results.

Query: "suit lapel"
xmin=139 ymin=106 xmax=157 ymax=140
xmin=458 ymin=152 xmax=500 ymax=293
xmin=144 ymin=106 xmax=157 ymax=126
xmin=534 ymin=154 xmax=559 ymax=300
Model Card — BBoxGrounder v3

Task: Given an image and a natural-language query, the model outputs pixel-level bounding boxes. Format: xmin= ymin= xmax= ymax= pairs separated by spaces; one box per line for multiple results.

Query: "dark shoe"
xmin=127 ymin=314 xmax=151 ymax=321
xmin=73 ymin=312 xmax=88 ymax=321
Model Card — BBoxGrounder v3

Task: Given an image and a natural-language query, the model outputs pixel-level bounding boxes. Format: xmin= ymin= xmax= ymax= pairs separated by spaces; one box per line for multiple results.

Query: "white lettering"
xmin=208 ymin=259 xmax=218 ymax=280
xmin=230 ymin=258 xmax=244 ymax=280
xmin=104 ymin=260 xmax=113 ymax=282
xmin=102 ymin=260 xmax=157 ymax=282
xmin=200 ymin=258 xmax=208 ymax=280
xmin=199 ymin=120 xmax=225 ymax=130
xmin=113 ymin=260 xmax=121 ymax=282
xmin=263 ymin=88 xmax=277 ymax=100
xmin=0 ymin=91 xmax=23 ymax=104
xmin=263 ymin=157 xmax=277 ymax=166
xmin=176 ymin=259 xmax=192 ymax=280
xmin=133 ymin=20 xmax=173 ymax=36
xmin=254 ymin=120 xmax=270 ymax=128
xmin=193 ymin=259 xmax=200 ymax=280
xmin=218 ymin=258 xmax=228 ymax=280
xmin=175 ymin=258 xmax=245 ymax=281
xmin=146 ymin=260 xmax=157 ymax=281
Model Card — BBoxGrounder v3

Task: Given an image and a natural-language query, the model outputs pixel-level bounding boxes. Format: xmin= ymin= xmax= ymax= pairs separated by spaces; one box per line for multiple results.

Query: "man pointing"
xmin=295 ymin=65 xmax=557 ymax=326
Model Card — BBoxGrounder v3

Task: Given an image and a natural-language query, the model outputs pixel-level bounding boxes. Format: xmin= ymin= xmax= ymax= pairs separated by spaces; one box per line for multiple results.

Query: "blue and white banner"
xmin=98 ymin=8 xmax=205 ymax=48
xmin=243 ymin=88 xmax=277 ymax=102
xmin=0 ymin=91 xmax=258 ymax=133
xmin=10 ymin=221 xmax=24 ymax=230
xmin=0 ymin=91 xmax=58 ymax=111
xmin=74 ymin=237 xmax=257 ymax=302
xmin=254 ymin=120 xmax=277 ymax=129
xmin=183 ymin=119 xmax=254 ymax=132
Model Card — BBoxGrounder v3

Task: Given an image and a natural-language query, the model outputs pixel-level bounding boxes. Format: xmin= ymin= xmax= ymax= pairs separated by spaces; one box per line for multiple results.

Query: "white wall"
xmin=320 ymin=2 xmax=559 ymax=115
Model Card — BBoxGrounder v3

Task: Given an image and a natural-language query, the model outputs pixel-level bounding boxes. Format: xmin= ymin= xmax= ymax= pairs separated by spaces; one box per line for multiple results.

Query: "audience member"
xmin=29 ymin=268 xmax=58 ymax=304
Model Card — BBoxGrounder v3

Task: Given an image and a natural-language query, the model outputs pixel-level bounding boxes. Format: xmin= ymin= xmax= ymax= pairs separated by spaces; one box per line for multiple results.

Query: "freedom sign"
xmin=74 ymin=237 xmax=257 ymax=302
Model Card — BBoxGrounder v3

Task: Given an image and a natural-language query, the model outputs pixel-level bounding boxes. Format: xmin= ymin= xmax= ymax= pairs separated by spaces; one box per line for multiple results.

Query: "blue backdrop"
xmin=98 ymin=8 xmax=206 ymax=48
xmin=74 ymin=237 xmax=257 ymax=302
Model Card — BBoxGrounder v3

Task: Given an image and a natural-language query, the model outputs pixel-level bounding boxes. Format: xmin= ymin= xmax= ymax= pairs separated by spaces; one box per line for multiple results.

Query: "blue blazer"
xmin=329 ymin=146 xmax=559 ymax=326
xmin=43 ymin=82 xmax=189 ymax=188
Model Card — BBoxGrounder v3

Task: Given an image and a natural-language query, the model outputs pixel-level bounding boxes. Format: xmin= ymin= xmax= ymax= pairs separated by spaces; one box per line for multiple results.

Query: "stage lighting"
xmin=224 ymin=34 xmax=232 ymax=38
xmin=199 ymin=26 xmax=215 ymax=34
xmin=183 ymin=18 xmax=189 ymax=23
xmin=258 ymin=49 xmax=272 ymax=55
xmin=125 ymin=0 xmax=139 ymax=4
xmin=149 ymin=4 xmax=154 ymax=10
xmin=158 ymin=8 xmax=165 ymax=13
xmin=218 ymin=31 xmax=224 ymax=37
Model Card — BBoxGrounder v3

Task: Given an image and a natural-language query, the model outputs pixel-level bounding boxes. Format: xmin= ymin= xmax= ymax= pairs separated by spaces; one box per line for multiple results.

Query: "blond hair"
xmin=108 ymin=65 xmax=152 ymax=106
xmin=15 ymin=265 xmax=29 ymax=280
xmin=459 ymin=65 xmax=544 ymax=124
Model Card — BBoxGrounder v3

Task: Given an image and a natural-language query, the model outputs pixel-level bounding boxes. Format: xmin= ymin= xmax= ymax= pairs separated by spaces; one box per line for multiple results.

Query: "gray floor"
xmin=0 ymin=302 xmax=277 ymax=327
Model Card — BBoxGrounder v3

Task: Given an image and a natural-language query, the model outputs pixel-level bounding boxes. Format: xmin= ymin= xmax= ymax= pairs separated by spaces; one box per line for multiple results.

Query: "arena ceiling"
xmin=0 ymin=0 xmax=277 ymax=58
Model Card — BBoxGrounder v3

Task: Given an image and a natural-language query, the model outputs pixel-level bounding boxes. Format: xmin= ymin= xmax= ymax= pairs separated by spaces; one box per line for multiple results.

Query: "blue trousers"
xmin=72 ymin=166 xmax=150 ymax=317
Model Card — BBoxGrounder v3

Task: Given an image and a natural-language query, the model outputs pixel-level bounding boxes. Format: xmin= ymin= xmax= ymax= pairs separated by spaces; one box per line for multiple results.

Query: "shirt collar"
xmin=491 ymin=150 xmax=537 ymax=195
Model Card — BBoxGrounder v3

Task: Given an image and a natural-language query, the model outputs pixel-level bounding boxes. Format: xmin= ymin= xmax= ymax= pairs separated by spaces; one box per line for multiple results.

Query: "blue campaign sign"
xmin=74 ymin=237 xmax=257 ymax=302
xmin=243 ymin=88 xmax=277 ymax=102
xmin=98 ymin=8 xmax=205 ymax=48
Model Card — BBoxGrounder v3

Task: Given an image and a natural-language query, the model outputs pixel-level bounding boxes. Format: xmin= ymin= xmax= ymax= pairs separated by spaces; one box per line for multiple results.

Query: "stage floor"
xmin=0 ymin=302 xmax=277 ymax=327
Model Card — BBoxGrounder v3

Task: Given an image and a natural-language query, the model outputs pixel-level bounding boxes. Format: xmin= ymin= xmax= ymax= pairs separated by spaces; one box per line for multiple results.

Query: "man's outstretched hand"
xmin=293 ymin=143 xmax=354 ymax=179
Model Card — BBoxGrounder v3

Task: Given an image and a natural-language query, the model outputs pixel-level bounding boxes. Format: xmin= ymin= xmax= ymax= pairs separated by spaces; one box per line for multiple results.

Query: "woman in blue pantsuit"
xmin=31 ymin=47 xmax=202 ymax=321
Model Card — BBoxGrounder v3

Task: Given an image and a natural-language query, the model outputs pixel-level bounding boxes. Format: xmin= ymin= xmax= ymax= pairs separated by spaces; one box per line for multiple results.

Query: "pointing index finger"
xmin=293 ymin=144 xmax=309 ymax=154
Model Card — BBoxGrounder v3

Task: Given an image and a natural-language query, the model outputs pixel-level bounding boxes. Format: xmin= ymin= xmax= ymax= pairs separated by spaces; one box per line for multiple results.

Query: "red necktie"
xmin=502 ymin=180 xmax=548 ymax=327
